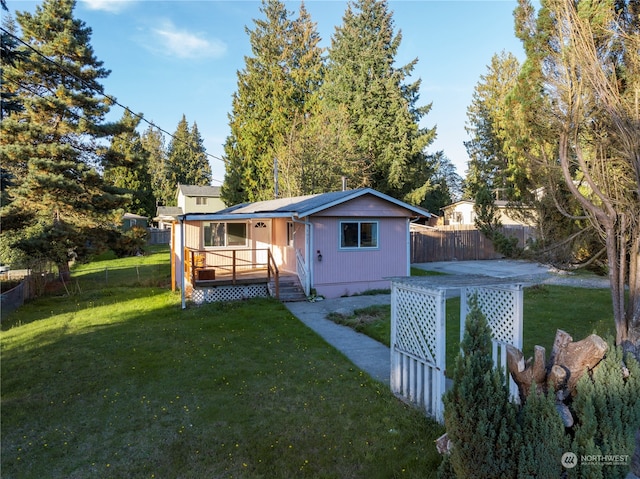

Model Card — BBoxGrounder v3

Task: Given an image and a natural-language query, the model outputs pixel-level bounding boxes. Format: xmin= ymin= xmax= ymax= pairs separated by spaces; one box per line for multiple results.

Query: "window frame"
xmin=203 ymin=221 xmax=248 ymax=248
xmin=338 ymin=220 xmax=379 ymax=250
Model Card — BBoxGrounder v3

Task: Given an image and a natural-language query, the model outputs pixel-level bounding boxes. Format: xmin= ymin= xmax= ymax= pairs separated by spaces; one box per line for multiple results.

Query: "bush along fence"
xmin=410 ymin=225 xmax=536 ymax=263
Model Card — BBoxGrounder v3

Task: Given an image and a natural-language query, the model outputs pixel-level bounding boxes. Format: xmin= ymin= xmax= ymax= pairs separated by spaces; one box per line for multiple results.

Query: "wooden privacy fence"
xmin=410 ymin=225 xmax=536 ymax=263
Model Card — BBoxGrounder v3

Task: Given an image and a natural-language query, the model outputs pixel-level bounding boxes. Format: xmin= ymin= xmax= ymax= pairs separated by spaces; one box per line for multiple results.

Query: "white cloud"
xmin=80 ymin=0 xmax=135 ymax=14
xmin=150 ymin=20 xmax=227 ymax=60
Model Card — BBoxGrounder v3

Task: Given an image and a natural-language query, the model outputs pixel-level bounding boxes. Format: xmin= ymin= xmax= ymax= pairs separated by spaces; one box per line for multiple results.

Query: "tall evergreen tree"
xmin=222 ymin=0 xmax=324 ymax=205
xmin=102 ymin=110 xmax=155 ymax=218
xmin=422 ymin=152 xmax=460 ymax=213
xmin=166 ymin=115 xmax=211 ymax=202
xmin=1 ymin=11 xmax=25 ymax=119
xmin=321 ymin=0 xmax=436 ymax=205
xmin=141 ymin=126 xmax=172 ymax=208
xmin=0 ymin=0 xmax=129 ymax=274
xmin=463 ymin=51 xmax=522 ymax=200
xmin=188 ymin=121 xmax=212 ymax=185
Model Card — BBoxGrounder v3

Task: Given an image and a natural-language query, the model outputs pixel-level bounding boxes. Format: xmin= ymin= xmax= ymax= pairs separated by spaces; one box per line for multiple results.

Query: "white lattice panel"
xmin=191 ymin=284 xmax=268 ymax=304
xmin=460 ymin=286 xmax=523 ymax=350
xmin=394 ymin=287 xmax=440 ymax=363
xmin=390 ymin=282 xmax=446 ymax=422
xmin=461 ymin=285 xmax=523 ymax=400
xmin=390 ymin=277 xmax=524 ymax=422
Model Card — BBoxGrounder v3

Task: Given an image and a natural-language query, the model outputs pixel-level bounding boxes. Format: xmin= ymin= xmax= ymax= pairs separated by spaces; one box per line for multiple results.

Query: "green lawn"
xmin=68 ymin=245 xmax=172 ymax=292
xmin=329 ymin=284 xmax=615 ymax=373
xmin=1 ymin=250 xmax=444 ymax=478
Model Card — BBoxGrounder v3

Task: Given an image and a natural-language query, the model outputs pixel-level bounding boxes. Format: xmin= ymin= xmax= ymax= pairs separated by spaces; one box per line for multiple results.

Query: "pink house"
xmin=171 ymin=188 xmax=430 ymax=307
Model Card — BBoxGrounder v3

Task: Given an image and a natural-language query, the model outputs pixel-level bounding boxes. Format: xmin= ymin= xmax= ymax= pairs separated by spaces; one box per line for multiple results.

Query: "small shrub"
xmin=570 ymin=344 xmax=640 ymax=478
xmin=441 ymin=295 xmax=519 ymax=478
xmin=517 ymin=389 xmax=568 ymax=478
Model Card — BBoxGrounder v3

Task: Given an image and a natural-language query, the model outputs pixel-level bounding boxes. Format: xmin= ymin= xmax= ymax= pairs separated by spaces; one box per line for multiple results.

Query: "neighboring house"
xmin=122 ymin=213 xmax=148 ymax=231
xmin=153 ymin=185 xmax=225 ymax=229
xmin=177 ymin=185 xmax=225 ymax=214
xmin=154 ymin=206 xmax=183 ymax=230
xmin=172 ymin=188 xmax=430 ymax=306
xmin=441 ymin=200 xmax=533 ymax=227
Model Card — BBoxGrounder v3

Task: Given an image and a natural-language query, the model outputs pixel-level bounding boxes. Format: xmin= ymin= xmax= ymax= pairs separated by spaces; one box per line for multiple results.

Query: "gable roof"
xmin=177 ymin=185 xmax=221 ymax=198
xmin=181 ymin=188 xmax=431 ymax=221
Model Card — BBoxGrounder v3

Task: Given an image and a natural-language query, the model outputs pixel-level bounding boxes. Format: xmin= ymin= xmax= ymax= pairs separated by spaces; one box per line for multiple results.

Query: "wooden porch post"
xmin=232 ymin=249 xmax=236 ymax=285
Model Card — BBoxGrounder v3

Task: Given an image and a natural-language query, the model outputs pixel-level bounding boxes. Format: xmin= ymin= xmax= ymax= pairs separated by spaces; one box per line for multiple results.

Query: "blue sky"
xmin=7 ymin=0 xmax=526 ymax=186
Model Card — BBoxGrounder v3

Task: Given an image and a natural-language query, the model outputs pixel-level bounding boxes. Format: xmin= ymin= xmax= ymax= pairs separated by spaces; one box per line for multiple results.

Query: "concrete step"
xmin=269 ymin=276 xmax=307 ymax=302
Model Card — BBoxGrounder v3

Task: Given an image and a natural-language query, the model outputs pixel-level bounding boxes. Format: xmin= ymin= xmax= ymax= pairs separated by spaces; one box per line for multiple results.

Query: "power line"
xmin=1 ymin=25 xmax=226 ymax=185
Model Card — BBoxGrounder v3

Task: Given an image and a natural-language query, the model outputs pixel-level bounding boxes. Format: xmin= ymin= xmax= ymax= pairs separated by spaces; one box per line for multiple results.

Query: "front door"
xmin=252 ymin=220 xmax=271 ymax=266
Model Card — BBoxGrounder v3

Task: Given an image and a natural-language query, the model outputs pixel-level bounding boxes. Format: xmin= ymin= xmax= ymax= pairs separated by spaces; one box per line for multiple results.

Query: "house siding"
xmin=312 ymin=216 xmax=408 ymax=298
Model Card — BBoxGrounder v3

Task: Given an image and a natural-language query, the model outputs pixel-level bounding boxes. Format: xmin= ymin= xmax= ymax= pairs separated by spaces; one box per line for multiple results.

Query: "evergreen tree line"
xmin=0 ymin=0 xmax=211 ymax=271
xmin=222 ymin=0 xmax=461 ymax=210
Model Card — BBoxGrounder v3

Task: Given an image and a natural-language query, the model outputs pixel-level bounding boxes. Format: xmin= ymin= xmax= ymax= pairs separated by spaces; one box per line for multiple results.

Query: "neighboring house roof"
xmin=177 ymin=185 xmax=221 ymax=198
xmin=154 ymin=206 xmax=183 ymax=222
xmin=441 ymin=199 xmax=524 ymax=211
xmin=123 ymin=213 xmax=149 ymax=220
xmin=181 ymin=188 xmax=431 ymax=221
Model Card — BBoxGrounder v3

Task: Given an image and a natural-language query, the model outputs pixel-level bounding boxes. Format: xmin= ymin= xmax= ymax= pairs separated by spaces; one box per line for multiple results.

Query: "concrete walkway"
xmin=284 ymin=295 xmax=392 ymax=385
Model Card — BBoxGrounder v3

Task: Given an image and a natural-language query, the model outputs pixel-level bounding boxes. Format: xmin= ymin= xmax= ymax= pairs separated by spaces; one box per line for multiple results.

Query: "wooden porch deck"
xmin=194 ymin=267 xmax=272 ymax=287
xmin=184 ymin=247 xmax=305 ymax=301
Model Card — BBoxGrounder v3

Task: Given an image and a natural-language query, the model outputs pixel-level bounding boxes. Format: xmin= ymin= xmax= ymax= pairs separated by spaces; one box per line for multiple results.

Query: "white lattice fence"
xmin=391 ymin=277 xmax=524 ymax=423
xmin=390 ymin=283 xmax=446 ymax=422
xmin=461 ymin=285 xmax=523 ymax=400
xmin=191 ymin=284 xmax=269 ymax=304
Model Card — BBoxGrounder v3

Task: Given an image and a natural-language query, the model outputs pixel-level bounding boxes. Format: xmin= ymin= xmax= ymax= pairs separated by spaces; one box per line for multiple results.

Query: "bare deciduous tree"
xmin=544 ymin=0 xmax=640 ymax=349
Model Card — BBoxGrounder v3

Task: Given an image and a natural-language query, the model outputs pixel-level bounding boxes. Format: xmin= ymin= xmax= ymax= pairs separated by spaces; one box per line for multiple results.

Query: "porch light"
xmin=317 ymin=250 xmax=322 ymax=262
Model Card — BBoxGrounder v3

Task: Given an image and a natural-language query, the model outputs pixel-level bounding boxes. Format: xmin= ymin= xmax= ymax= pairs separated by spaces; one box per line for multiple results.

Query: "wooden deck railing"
xmin=184 ymin=247 xmax=280 ymax=298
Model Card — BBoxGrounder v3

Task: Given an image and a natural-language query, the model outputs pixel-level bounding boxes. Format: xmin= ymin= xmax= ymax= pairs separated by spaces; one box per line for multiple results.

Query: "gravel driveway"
xmin=413 ymin=259 xmax=611 ymax=289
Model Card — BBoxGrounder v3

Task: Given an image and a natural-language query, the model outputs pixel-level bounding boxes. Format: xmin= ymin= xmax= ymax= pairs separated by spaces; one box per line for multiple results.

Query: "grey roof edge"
xmin=181 ymin=212 xmax=294 ymax=221
xmin=299 ymin=188 xmax=431 ymax=217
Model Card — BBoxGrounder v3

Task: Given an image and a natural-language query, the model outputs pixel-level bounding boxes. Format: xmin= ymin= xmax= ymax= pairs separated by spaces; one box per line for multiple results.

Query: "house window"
xmin=204 ymin=222 xmax=247 ymax=247
xmin=196 ymin=197 xmax=207 ymax=205
xmin=340 ymin=221 xmax=378 ymax=249
xmin=286 ymin=222 xmax=294 ymax=247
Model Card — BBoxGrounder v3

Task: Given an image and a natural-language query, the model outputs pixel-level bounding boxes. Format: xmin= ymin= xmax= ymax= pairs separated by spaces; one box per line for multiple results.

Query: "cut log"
xmin=506 ymin=344 xmax=546 ymax=401
xmin=553 ymin=333 xmax=608 ymax=394
xmin=549 ymin=329 xmax=573 ymax=366
xmin=507 ymin=331 xmax=608 ymax=402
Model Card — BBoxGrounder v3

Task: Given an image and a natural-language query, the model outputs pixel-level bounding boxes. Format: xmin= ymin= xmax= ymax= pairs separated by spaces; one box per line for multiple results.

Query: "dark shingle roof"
xmin=187 ymin=188 xmax=431 ymax=220
xmin=178 ymin=185 xmax=221 ymax=197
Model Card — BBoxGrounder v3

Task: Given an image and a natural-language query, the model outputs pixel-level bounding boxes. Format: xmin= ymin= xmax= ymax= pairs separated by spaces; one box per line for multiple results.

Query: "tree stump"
xmin=506 ymin=330 xmax=608 ymax=426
